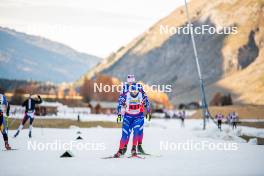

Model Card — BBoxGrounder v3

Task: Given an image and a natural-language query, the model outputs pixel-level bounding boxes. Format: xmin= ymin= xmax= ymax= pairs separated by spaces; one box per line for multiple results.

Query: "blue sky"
xmin=0 ymin=0 xmax=184 ymax=57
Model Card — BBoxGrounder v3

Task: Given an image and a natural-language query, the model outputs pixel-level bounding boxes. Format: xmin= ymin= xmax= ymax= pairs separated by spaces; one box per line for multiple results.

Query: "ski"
xmin=138 ymin=153 xmax=162 ymax=158
xmin=101 ymin=155 xmax=124 ymax=159
xmin=138 ymin=152 xmax=151 ymax=156
xmin=101 ymin=154 xmax=146 ymax=159
xmin=101 ymin=153 xmax=160 ymax=159
xmin=2 ymin=148 xmax=18 ymax=151
xmin=127 ymin=155 xmax=145 ymax=159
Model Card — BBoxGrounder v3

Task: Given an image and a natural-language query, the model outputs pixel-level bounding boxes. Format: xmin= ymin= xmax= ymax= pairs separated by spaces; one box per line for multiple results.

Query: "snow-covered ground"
xmin=1 ymin=119 xmax=264 ymax=176
xmin=10 ymin=112 xmax=117 ymax=121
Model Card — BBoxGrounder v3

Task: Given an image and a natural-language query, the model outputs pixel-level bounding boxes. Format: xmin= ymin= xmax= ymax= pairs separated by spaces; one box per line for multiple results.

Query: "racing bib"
xmin=125 ymin=92 xmax=144 ymax=115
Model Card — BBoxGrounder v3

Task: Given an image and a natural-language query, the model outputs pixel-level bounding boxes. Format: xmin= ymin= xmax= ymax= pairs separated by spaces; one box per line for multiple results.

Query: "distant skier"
xmin=5 ymin=101 xmax=10 ymax=132
xmin=77 ymin=114 xmax=80 ymax=122
xmin=215 ymin=113 xmax=224 ymax=131
xmin=114 ymin=77 xmax=151 ymax=158
xmin=179 ymin=110 xmax=186 ymax=127
xmin=0 ymin=92 xmax=11 ymax=150
xmin=205 ymin=110 xmax=210 ymax=122
xmin=14 ymin=94 xmax=42 ymax=138
xmin=117 ymin=75 xmax=151 ymax=155
xmin=230 ymin=112 xmax=238 ymax=130
xmin=226 ymin=113 xmax=232 ymax=126
xmin=172 ymin=111 xmax=177 ymax=119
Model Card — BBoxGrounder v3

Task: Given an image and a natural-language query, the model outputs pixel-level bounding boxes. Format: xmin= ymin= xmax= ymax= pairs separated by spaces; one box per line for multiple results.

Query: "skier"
xmin=0 ymin=92 xmax=11 ymax=150
xmin=231 ymin=112 xmax=238 ymax=130
xmin=117 ymin=75 xmax=151 ymax=155
xmin=226 ymin=113 xmax=232 ymax=126
xmin=215 ymin=112 xmax=224 ymax=131
xmin=14 ymin=94 xmax=42 ymax=138
xmin=5 ymin=101 xmax=10 ymax=132
xmin=179 ymin=110 xmax=186 ymax=127
xmin=205 ymin=110 xmax=210 ymax=122
xmin=114 ymin=81 xmax=151 ymax=157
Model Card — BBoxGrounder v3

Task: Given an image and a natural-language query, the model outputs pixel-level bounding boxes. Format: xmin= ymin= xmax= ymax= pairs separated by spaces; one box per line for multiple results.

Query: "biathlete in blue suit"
xmin=0 ymin=91 xmax=11 ymax=150
xmin=114 ymin=75 xmax=151 ymax=157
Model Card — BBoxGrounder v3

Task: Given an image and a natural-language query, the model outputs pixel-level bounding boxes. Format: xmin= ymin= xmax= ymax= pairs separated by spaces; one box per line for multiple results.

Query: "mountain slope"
xmin=77 ymin=0 xmax=264 ymax=105
xmin=0 ymin=27 xmax=101 ymax=83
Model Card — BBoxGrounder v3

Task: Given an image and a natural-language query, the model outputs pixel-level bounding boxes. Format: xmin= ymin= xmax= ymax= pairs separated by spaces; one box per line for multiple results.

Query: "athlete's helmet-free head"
xmin=127 ymin=74 xmax=135 ymax=84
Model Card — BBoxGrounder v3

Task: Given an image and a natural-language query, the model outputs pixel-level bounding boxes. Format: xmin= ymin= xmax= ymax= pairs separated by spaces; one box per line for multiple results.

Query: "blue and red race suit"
xmin=117 ymin=83 xmax=150 ymax=149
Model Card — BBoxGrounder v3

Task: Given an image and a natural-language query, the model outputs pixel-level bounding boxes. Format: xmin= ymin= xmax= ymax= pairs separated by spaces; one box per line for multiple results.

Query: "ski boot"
xmin=29 ymin=131 xmax=32 ymax=138
xmin=131 ymin=145 xmax=137 ymax=157
xmin=114 ymin=148 xmax=123 ymax=158
xmin=13 ymin=130 xmax=20 ymax=138
xmin=122 ymin=144 xmax=127 ymax=155
xmin=5 ymin=141 xmax=11 ymax=150
xmin=137 ymin=144 xmax=146 ymax=155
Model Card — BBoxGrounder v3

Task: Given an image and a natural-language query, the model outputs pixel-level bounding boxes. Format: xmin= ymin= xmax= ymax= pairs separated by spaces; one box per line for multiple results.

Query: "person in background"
xmin=0 ymin=90 xmax=11 ymax=150
xmin=231 ymin=112 xmax=238 ymax=130
xmin=77 ymin=114 xmax=80 ymax=122
xmin=226 ymin=113 xmax=232 ymax=127
xmin=215 ymin=112 xmax=224 ymax=131
xmin=205 ymin=110 xmax=210 ymax=122
xmin=179 ymin=110 xmax=186 ymax=127
xmin=14 ymin=94 xmax=42 ymax=138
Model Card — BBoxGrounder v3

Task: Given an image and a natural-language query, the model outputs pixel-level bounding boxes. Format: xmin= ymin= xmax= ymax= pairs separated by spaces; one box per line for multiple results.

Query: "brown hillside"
xmin=77 ymin=0 xmax=264 ymax=106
